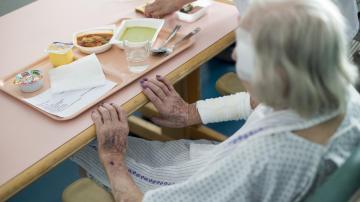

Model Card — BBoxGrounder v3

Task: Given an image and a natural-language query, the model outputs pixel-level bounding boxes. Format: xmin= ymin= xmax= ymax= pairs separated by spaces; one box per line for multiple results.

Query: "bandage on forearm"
xmin=196 ymin=92 xmax=252 ymax=124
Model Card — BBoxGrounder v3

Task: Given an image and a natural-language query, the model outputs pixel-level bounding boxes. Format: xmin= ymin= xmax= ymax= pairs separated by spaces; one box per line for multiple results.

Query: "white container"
xmin=176 ymin=0 xmax=212 ymax=23
xmin=111 ymin=18 xmax=164 ymax=49
xmin=73 ymin=25 xmax=116 ymax=54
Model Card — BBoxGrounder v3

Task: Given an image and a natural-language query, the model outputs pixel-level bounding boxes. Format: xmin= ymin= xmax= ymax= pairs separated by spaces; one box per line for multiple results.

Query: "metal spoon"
xmin=152 ymin=27 xmax=201 ymax=56
xmin=53 ymin=42 xmax=73 ymax=46
xmin=151 ymin=25 xmax=181 ymax=56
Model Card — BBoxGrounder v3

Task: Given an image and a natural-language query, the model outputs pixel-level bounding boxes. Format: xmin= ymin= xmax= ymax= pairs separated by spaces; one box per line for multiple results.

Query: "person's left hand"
xmin=140 ymin=75 xmax=202 ymax=128
xmin=91 ymin=103 xmax=129 ymax=162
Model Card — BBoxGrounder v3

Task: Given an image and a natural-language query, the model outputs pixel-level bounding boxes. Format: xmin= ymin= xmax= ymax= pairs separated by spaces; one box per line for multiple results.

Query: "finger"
xmin=98 ymin=106 xmax=111 ymax=123
xmin=143 ymin=86 xmax=162 ymax=106
xmin=152 ymin=76 xmax=171 ymax=95
xmin=144 ymin=4 xmax=154 ymax=16
xmin=111 ymin=103 xmax=124 ymax=121
xmin=91 ymin=110 xmax=103 ymax=126
xmin=111 ymin=103 xmax=129 ymax=130
xmin=144 ymin=80 xmax=167 ymax=101
xmin=103 ymin=103 xmax=119 ymax=122
xmin=145 ymin=2 xmax=159 ymax=15
xmin=150 ymin=11 xmax=165 ymax=18
xmin=156 ymin=75 xmax=175 ymax=92
xmin=119 ymin=108 xmax=128 ymax=125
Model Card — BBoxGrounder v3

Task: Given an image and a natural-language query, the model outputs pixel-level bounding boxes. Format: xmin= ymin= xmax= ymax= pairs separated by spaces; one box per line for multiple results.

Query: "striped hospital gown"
xmin=71 ymin=87 xmax=360 ymax=202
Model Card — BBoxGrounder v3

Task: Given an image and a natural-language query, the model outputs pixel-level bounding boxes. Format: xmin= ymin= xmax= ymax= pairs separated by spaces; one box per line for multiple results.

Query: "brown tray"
xmin=0 ymin=19 xmax=194 ymax=121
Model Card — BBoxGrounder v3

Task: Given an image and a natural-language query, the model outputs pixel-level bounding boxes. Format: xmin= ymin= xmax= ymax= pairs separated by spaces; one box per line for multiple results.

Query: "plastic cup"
xmin=124 ymin=40 xmax=150 ymax=73
xmin=46 ymin=43 xmax=74 ymax=67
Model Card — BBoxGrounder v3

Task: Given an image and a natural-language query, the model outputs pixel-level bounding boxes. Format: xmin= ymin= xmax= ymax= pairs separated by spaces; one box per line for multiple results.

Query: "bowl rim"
xmin=72 ymin=25 xmax=116 ymax=50
xmin=111 ymin=18 xmax=165 ymax=48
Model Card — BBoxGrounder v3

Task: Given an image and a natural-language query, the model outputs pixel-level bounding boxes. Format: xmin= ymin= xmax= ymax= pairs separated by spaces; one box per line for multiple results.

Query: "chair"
xmin=304 ymin=146 xmax=360 ymax=202
xmin=62 ymin=178 xmax=114 ymax=202
xmin=215 ymin=72 xmax=245 ymax=95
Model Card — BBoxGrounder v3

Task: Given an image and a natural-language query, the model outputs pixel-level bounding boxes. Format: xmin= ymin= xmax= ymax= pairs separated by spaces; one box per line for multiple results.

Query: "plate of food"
xmin=73 ymin=26 xmax=115 ymax=54
xmin=111 ymin=18 xmax=164 ymax=49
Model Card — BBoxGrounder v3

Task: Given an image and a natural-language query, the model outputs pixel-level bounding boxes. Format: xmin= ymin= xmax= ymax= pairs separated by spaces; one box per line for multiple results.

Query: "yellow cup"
xmin=46 ymin=43 xmax=74 ymax=67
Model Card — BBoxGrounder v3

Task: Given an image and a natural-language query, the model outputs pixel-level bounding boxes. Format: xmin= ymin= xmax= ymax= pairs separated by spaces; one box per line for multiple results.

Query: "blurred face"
xmin=233 ymin=19 xmax=258 ymax=102
xmin=235 ymin=27 xmax=255 ymax=81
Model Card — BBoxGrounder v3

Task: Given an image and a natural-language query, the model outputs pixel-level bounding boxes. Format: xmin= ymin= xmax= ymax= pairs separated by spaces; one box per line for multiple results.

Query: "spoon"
xmin=152 ymin=27 xmax=201 ymax=56
xmin=151 ymin=25 xmax=181 ymax=56
xmin=53 ymin=42 xmax=73 ymax=46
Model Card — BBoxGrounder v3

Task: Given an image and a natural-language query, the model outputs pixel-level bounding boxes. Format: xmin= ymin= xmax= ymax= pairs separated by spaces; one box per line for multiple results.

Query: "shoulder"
xmin=229 ymin=133 xmax=324 ymax=176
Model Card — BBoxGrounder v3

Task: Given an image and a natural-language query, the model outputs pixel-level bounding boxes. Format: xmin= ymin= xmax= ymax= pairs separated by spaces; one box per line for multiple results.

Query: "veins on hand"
xmin=102 ymin=133 xmax=127 ymax=154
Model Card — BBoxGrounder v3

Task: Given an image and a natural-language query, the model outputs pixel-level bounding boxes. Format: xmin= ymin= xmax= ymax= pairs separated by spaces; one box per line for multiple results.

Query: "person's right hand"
xmin=141 ymin=75 xmax=202 ymax=128
xmin=91 ymin=103 xmax=129 ymax=163
xmin=144 ymin=0 xmax=182 ymax=18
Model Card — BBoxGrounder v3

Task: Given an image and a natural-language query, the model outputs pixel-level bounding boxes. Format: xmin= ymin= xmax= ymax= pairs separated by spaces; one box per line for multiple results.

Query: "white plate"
xmin=73 ymin=25 xmax=116 ymax=54
xmin=110 ymin=18 xmax=164 ymax=49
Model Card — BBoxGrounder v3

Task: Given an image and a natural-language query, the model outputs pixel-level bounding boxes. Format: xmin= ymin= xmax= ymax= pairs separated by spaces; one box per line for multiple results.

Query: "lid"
xmin=14 ymin=70 xmax=43 ymax=85
xmin=45 ymin=42 xmax=73 ymax=54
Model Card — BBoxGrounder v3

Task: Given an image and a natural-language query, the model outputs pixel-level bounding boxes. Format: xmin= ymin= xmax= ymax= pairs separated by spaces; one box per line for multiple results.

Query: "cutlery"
xmin=152 ymin=27 xmax=201 ymax=56
xmin=151 ymin=25 xmax=181 ymax=55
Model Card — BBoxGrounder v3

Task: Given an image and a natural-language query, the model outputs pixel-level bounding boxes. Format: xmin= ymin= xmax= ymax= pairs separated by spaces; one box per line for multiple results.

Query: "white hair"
xmin=241 ymin=0 xmax=359 ymax=117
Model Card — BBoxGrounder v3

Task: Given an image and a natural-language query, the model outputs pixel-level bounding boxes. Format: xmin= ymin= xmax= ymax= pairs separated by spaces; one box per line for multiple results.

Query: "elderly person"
xmin=71 ymin=0 xmax=360 ymax=201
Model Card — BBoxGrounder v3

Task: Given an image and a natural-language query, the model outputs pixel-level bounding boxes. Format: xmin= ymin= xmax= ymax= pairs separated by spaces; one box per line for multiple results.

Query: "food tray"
xmin=0 ymin=19 xmax=194 ymax=121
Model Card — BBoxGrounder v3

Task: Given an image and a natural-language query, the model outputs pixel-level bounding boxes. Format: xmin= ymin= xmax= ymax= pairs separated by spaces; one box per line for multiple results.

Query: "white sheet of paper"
xmin=49 ymin=54 xmax=106 ymax=93
xmin=23 ymin=80 xmax=117 ymax=118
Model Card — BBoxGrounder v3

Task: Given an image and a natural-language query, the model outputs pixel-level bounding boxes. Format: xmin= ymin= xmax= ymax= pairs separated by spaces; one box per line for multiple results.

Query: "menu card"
xmin=24 ymin=80 xmax=116 ymax=118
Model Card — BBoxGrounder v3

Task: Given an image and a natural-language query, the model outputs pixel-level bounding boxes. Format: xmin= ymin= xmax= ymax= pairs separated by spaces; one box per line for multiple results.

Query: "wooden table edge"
xmin=0 ymin=31 xmax=235 ymax=202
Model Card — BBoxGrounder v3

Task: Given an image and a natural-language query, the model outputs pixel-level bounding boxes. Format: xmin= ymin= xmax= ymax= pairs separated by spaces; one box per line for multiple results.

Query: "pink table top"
xmin=0 ymin=0 xmax=239 ymax=186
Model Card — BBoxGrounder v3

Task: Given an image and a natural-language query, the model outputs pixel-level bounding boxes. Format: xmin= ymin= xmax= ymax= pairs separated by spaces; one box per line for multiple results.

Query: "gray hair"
xmin=242 ymin=0 xmax=359 ymax=117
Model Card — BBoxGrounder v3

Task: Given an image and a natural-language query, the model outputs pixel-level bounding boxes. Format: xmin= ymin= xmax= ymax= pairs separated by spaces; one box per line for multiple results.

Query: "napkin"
xmin=49 ymin=54 xmax=106 ymax=93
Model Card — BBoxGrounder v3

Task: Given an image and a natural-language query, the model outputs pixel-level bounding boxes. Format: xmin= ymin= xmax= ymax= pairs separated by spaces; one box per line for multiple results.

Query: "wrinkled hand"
xmin=144 ymin=0 xmax=182 ymax=18
xmin=91 ymin=103 xmax=129 ymax=162
xmin=141 ymin=75 xmax=202 ymax=128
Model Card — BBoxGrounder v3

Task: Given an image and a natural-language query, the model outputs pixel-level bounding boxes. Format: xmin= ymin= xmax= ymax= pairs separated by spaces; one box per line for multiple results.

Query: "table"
xmin=0 ymin=0 xmax=238 ymax=200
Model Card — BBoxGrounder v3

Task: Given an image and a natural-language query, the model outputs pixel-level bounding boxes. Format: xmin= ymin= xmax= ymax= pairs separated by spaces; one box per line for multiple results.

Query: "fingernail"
xmin=156 ymin=75 xmax=161 ymax=78
xmin=143 ymin=78 xmax=148 ymax=81
xmin=140 ymin=80 xmax=144 ymax=84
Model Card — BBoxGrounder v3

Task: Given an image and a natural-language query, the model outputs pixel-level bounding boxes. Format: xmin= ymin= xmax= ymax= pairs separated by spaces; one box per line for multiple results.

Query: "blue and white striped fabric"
xmin=72 ymin=137 xmax=217 ymax=192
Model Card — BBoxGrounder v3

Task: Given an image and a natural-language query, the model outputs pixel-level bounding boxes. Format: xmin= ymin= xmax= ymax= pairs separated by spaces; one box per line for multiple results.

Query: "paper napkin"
xmin=49 ymin=54 xmax=106 ymax=93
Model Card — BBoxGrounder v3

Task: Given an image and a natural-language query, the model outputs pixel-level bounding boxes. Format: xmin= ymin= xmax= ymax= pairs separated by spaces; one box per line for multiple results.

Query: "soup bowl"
xmin=111 ymin=18 xmax=164 ymax=49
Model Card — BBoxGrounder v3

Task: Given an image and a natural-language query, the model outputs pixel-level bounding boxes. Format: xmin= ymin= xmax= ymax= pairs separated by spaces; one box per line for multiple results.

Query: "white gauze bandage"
xmin=196 ymin=92 xmax=252 ymax=124
xmin=235 ymin=28 xmax=256 ymax=81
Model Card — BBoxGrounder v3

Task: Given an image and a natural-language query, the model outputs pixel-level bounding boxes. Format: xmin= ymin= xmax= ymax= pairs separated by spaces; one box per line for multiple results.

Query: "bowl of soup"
xmin=111 ymin=19 xmax=164 ymax=49
xmin=73 ymin=26 xmax=115 ymax=54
